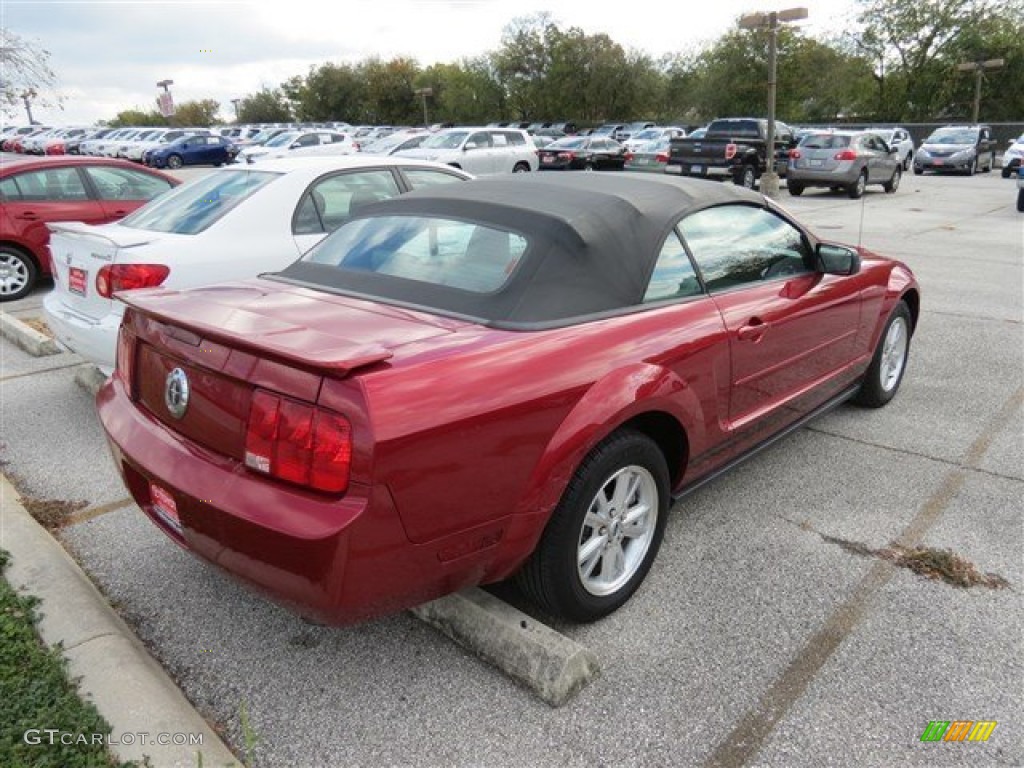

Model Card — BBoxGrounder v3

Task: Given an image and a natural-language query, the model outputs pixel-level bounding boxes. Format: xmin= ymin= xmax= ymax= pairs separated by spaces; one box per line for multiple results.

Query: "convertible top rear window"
xmin=303 ymin=216 xmax=528 ymax=293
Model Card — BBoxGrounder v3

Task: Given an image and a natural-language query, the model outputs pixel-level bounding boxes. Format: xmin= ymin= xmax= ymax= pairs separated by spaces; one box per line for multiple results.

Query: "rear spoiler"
xmin=119 ymin=287 xmax=393 ymax=377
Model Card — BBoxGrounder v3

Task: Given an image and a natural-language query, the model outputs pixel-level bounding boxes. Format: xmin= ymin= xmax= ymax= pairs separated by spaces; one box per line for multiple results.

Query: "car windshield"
xmin=302 ymin=215 xmax=528 ymax=294
xmin=592 ymin=125 xmax=616 ymax=135
xmin=633 ymin=129 xmax=661 ymax=141
xmin=421 ymin=131 xmax=469 ymax=149
xmin=550 ymin=137 xmax=588 ymax=149
xmin=265 ymin=132 xmax=300 ymax=147
xmin=928 ymin=128 xmax=978 ymax=144
xmin=119 ymin=170 xmax=278 ymax=235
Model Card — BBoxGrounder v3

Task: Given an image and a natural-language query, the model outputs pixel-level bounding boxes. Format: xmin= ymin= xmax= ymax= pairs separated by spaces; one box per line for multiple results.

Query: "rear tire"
xmin=787 ymin=182 xmax=804 ymax=196
xmin=852 ymin=301 xmax=912 ymax=408
xmin=1017 ymin=189 xmax=1024 ymax=213
xmin=513 ymin=162 xmax=530 ymax=173
xmin=737 ymin=165 xmax=757 ymax=189
xmin=903 ymin=152 xmax=912 ymax=171
xmin=966 ymin=157 xmax=976 ymax=176
xmin=166 ymin=154 xmax=183 ymax=170
xmin=883 ymin=166 xmax=901 ymax=194
xmin=848 ymin=170 xmax=867 ymax=199
xmin=0 ymin=246 xmax=38 ymax=302
xmin=515 ymin=430 xmax=669 ymax=622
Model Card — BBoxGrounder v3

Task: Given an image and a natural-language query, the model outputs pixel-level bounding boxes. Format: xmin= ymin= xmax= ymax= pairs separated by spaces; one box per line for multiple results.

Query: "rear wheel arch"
xmin=620 ymin=411 xmax=688 ymax=490
xmin=900 ymin=287 xmax=921 ymax=333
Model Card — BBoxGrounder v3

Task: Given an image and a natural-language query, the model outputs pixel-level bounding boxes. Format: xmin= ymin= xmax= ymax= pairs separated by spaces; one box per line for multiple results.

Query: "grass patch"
xmin=0 ymin=549 xmax=135 ymax=768
xmin=20 ymin=496 xmax=88 ymax=531
xmin=820 ymin=533 xmax=1011 ymax=590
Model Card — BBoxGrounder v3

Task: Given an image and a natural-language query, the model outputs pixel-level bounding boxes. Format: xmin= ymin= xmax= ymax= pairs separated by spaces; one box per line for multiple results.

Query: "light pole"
xmin=21 ymin=89 xmax=37 ymax=124
xmin=956 ymin=59 xmax=1004 ymax=123
xmin=231 ymin=98 xmax=241 ymax=120
xmin=738 ymin=7 xmax=808 ymax=199
xmin=414 ymin=87 xmax=433 ymax=128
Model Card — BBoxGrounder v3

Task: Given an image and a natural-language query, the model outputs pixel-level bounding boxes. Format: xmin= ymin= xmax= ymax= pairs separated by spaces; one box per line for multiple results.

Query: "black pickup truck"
xmin=665 ymin=118 xmax=796 ymax=189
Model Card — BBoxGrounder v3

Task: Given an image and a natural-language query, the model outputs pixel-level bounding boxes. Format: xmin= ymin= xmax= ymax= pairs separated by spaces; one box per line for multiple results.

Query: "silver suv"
xmin=395 ymin=128 xmax=538 ymax=174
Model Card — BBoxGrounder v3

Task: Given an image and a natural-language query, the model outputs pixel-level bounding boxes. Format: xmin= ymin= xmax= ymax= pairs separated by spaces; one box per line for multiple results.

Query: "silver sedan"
xmin=786 ymin=130 xmax=902 ymax=199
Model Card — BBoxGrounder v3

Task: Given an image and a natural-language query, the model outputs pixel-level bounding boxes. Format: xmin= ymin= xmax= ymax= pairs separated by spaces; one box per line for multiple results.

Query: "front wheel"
xmin=516 ymin=430 xmax=670 ymax=622
xmin=166 ymin=154 xmax=183 ymax=170
xmin=1017 ymin=188 xmax=1024 ymax=213
xmin=966 ymin=157 xmax=976 ymax=176
xmin=883 ymin=166 xmax=901 ymax=193
xmin=903 ymin=152 xmax=913 ymax=171
xmin=787 ymin=182 xmax=804 ymax=196
xmin=852 ymin=300 xmax=912 ymax=408
xmin=0 ymin=246 xmax=38 ymax=302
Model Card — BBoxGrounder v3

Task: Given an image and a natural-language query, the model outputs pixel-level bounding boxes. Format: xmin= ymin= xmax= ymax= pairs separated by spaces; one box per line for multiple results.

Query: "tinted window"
xmin=502 ymin=131 xmax=526 ymax=146
xmin=679 ymin=205 xmax=812 ymax=292
xmin=120 ymin=170 xmax=278 ymax=235
xmin=304 ymin=215 xmax=527 ymax=293
xmin=402 ymin=168 xmax=467 ymax=190
xmin=84 ymin=166 xmax=174 ymax=201
xmin=0 ymin=177 xmax=21 ymax=201
xmin=293 ymin=169 xmax=402 ymax=235
xmin=644 ymin=230 xmax=702 ymax=303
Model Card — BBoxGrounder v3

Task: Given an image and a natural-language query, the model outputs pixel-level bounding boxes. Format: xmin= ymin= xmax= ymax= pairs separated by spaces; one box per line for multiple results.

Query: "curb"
xmin=411 ymin=588 xmax=600 ymax=706
xmin=0 ymin=474 xmax=240 ymax=768
xmin=0 ymin=312 xmax=61 ymax=357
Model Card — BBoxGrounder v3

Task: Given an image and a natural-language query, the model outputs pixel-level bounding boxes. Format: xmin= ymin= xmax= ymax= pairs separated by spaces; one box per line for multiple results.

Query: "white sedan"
xmin=236 ymin=130 xmax=359 ymax=164
xmin=43 ymin=156 xmax=472 ymax=372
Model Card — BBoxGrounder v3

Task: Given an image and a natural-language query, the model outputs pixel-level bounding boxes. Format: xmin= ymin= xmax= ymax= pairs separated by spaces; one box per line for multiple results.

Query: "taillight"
xmin=558 ymin=151 xmax=575 ymax=160
xmin=725 ymin=143 xmax=738 ymax=160
xmin=834 ymin=149 xmax=858 ymax=161
xmin=655 ymin=152 xmax=669 ymax=163
xmin=48 ymin=143 xmax=65 ymax=155
xmin=788 ymin=149 xmax=801 ymax=159
xmin=624 ymin=152 xmax=634 ymax=162
xmin=96 ymin=264 xmax=170 ymax=298
xmin=115 ymin=326 xmax=136 ymax=397
xmin=245 ymin=390 xmax=352 ymax=493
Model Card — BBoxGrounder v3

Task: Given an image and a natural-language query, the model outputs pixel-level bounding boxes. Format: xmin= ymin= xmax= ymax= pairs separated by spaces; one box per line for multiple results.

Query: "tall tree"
xmin=1 ymin=28 xmax=60 ymax=120
xmin=169 ymin=98 xmax=221 ymax=127
xmin=237 ymin=88 xmax=292 ymax=123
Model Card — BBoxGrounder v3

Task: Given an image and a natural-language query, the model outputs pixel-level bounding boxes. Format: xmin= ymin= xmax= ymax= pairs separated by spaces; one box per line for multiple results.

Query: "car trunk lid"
xmin=119 ymin=281 xmax=464 ymax=462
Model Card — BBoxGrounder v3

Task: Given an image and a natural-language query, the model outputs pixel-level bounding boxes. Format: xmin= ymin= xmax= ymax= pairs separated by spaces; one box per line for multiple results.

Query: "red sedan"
xmin=98 ymin=174 xmax=919 ymax=624
xmin=0 ymin=155 xmax=178 ymax=300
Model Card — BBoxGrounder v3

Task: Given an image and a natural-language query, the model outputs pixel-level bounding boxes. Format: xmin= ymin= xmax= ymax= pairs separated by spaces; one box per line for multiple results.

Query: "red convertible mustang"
xmin=98 ymin=174 xmax=919 ymax=624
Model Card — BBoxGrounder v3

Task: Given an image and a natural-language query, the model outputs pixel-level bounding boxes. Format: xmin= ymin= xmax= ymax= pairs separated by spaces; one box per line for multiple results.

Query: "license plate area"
xmin=68 ymin=267 xmax=88 ymax=296
xmin=690 ymin=164 xmax=703 ymax=174
xmin=149 ymin=481 xmax=182 ymax=533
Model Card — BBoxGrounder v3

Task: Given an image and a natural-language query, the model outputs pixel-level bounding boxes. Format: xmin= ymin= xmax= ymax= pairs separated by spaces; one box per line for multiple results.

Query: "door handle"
xmin=737 ymin=318 xmax=768 ymax=342
xmin=110 ymin=210 xmax=129 ymax=218
xmin=15 ymin=212 xmax=39 ymax=221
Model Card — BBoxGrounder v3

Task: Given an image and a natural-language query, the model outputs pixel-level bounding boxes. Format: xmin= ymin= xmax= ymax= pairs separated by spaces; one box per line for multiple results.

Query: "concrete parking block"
xmin=411 ymin=587 xmax=600 ymax=707
xmin=0 ymin=474 xmax=240 ymax=768
xmin=74 ymin=363 xmax=108 ymax=397
xmin=0 ymin=311 xmax=60 ymax=356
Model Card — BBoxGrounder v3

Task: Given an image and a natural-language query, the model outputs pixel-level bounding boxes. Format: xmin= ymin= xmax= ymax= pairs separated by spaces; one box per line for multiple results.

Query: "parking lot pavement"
xmin=1 ymin=172 xmax=1021 ymax=767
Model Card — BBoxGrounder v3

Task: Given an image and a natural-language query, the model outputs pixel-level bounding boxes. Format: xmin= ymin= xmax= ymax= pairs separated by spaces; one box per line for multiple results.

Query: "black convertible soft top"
xmin=275 ymin=173 xmax=765 ymax=328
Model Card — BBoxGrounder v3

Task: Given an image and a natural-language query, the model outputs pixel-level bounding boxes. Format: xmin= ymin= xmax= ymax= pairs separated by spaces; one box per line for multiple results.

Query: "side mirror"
xmin=817 ymin=243 xmax=860 ymax=276
xmin=889 ymin=146 xmax=900 ymax=154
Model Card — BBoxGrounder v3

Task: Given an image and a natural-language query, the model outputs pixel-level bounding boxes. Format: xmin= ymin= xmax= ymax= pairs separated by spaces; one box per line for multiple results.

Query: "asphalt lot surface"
xmin=1 ymin=168 xmax=1021 ymax=767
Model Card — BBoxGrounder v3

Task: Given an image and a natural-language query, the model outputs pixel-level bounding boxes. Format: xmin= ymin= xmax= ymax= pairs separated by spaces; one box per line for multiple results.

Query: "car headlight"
xmin=917 ymin=148 xmax=931 ymax=159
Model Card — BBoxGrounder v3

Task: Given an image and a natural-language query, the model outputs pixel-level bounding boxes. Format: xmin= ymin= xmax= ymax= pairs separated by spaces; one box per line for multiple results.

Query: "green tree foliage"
xmin=237 ymin=88 xmax=292 ymax=123
xmin=108 ymin=107 xmax=165 ymax=127
xmin=209 ymin=2 xmax=1023 ymax=131
xmin=169 ymin=98 xmax=221 ymax=127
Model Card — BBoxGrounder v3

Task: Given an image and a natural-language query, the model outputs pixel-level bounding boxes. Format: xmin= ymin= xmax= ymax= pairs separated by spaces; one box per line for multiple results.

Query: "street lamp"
xmin=414 ymin=87 xmax=433 ymax=128
xmin=156 ymin=79 xmax=175 ymax=119
xmin=956 ymin=59 xmax=1004 ymax=123
xmin=21 ymin=89 xmax=37 ymax=124
xmin=738 ymin=7 xmax=808 ymax=199
xmin=231 ymin=98 xmax=242 ymax=120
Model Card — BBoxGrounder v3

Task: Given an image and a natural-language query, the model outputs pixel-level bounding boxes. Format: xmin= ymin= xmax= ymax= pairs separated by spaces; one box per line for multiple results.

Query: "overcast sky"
xmin=4 ymin=0 xmax=859 ymax=126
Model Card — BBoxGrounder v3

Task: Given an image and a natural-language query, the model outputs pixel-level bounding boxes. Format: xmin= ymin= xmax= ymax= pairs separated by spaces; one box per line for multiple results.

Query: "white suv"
xmin=395 ymin=127 xmax=538 ymax=174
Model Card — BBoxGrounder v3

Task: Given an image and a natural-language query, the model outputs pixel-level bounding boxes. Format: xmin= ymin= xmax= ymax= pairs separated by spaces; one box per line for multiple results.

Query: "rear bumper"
xmin=43 ymin=292 xmax=120 ymax=373
xmin=787 ymin=166 xmax=860 ymax=186
xmin=664 ymin=162 xmax=733 ymax=179
xmin=96 ymin=375 xmax=494 ymax=624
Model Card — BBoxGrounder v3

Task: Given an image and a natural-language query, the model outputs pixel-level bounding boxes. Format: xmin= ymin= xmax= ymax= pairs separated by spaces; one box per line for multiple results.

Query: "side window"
xmin=504 ymin=131 xmax=526 ymax=146
xmin=294 ymin=134 xmax=319 ymax=148
xmin=403 ymin=168 xmax=467 ymax=190
xmin=491 ymin=133 xmax=509 ymax=148
xmin=679 ymin=205 xmax=812 ymax=292
xmin=0 ymin=177 xmax=22 ymax=201
xmin=11 ymin=168 xmax=90 ymax=201
xmin=293 ymin=169 xmax=401 ymax=235
xmin=85 ymin=167 xmax=174 ymax=200
xmin=644 ymin=229 xmax=702 ymax=303
xmin=466 ymin=132 xmax=490 ymax=150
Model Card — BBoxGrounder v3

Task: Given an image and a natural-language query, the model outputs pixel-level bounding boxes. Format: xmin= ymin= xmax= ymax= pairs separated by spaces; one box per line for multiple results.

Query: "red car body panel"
xmin=0 ymin=156 xmax=178 ymax=279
